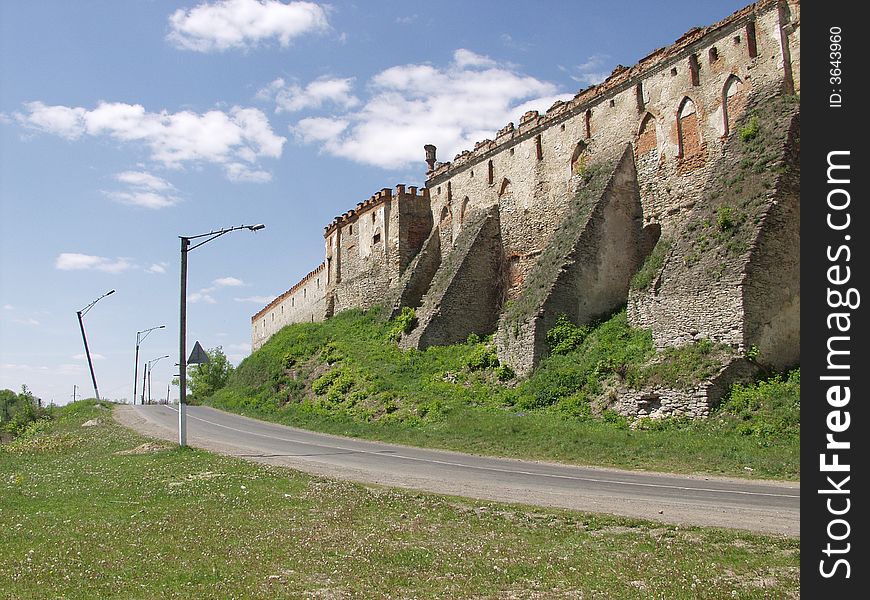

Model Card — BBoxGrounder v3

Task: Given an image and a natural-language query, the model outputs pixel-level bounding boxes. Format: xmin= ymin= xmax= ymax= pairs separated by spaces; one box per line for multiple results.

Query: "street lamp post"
xmin=133 ymin=325 xmax=165 ymax=405
xmin=76 ymin=290 xmax=115 ymax=401
xmin=145 ymin=355 xmax=170 ymax=404
xmin=178 ymin=224 xmax=264 ymax=446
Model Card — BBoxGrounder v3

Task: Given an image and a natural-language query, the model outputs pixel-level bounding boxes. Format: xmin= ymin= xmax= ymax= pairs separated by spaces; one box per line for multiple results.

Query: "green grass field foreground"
xmin=1 ymin=401 xmax=798 ymax=598
xmin=209 ymin=307 xmax=800 ymax=480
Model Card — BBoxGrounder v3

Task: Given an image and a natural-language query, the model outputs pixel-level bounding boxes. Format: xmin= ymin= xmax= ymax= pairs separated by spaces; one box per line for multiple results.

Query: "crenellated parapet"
xmin=252 ymin=262 xmax=326 ymax=324
xmin=323 ymin=184 xmax=429 ymax=238
xmin=427 ymin=0 xmax=787 ymax=185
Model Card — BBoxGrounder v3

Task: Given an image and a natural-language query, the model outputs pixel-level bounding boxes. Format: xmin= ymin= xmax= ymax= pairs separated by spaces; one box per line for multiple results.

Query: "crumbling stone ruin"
xmin=252 ymin=0 xmax=800 ymax=418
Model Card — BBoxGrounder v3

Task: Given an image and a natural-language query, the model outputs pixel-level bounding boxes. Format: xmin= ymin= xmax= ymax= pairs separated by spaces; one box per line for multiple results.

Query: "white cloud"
xmin=116 ymin=170 xmax=174 ymax=191
xmin=260 ymin=77 xmax=359 ymax=113
xmin=16 ymin=103 xmax=87 ymax=139
xmin=567 ymin=53 xmax=612 ymax=87
xmin=105 ymin=190 xmax=180 ymax=209
xmin=289 ymin=49 xmax=572 ymax=169
xmin=452 ymin=49 xmax=497 ymax=69
xmin=213 ymin=276 xmax=244 ymax=287
xmin=55 ymin=253 xmax=134 ymax=274
xmin=2 ymin=305 xmax=13 ymax=310
xmin=188 ymin=291 xmax=217 ymax=304
xmin=293 ymin=116 xmax=348 ymax=143
xmin=234 ymin=295 xmax=275 ymax=304
xmin=1 ymin=363 xmax=32 ymax=371
xmin=16 ymin=101 xmax=285 ymax=181
xmin=224 ymin=162 xmax=272 ymax=183
xmin=167 ymin=0 xmax=329 ymax=52
xmin=73 ymin=353 xmax=105 ymax=361
xmin=225 ymin=341 xmax=252 ymax=363
xmin=146 ymin=263 xmax=168 ymax=274
xmin=13 ymin=318 xmax=40 ymax=326
xmin=187 ymin=276 xmax=244 ymax=304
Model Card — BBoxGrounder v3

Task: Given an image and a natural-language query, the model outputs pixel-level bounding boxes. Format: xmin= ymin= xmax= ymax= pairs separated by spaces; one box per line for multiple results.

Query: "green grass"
xmin=0 ymin=401 xmax=799 ymax=598
xmin=630 ymin=237 xmax=671 ymax=291
xmin=208 ymin=308 xmax=800 ymax=480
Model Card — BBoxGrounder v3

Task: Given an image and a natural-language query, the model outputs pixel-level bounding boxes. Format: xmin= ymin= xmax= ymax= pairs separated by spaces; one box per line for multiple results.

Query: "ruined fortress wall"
xmin=252 ymin=0 xmax=800 ymax=358
xmin=324 ymin=186 xmax=432 ymax=315
xmin=251 ymin=263 xmax=326 ymax=351
xmin=425 ymin=1 xmax=799 ymax=277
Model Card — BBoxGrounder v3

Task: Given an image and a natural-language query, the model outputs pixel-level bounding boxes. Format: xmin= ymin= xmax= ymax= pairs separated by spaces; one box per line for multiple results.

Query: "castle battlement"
xmin=252 ymin=262 xmax=326 ymax=324
xmin=427 ymin=0 xmax=783 ymax=185
xmin=323 ymin=184 xmax=429 ymax=237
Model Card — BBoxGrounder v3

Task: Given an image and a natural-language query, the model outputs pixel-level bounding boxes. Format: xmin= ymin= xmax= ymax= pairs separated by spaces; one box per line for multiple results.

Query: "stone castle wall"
xmin=425 ymin=0 xmax=799 ymax=253
xmin=324 ymin=185 xmax=432 ymax=315
xmin=252 ymin=0 xmax=801 ymax=410
xmin=251 ymin=263 xmax=326 ymax=351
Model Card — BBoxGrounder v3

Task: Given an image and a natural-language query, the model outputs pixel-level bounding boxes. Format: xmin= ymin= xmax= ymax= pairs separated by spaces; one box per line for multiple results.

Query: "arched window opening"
xmin=677 ymin=97 xmax=701 ymax=159
xmin=722 ymin=75 xmax=746 ymax=137
xmin=688 ymin=53 xmax=700 ymax=86
xmin=460 ymin=197 xmax=470 ymax=223
xmin=746 ymin=21 xmax=758 ymax=58
xmin=636 ymin=113 xmax=658 ymax=157
xmin=570 ymin=141 xmax=588 ymax=176
xmin=498 ymin=178 xmax=512 ymax=197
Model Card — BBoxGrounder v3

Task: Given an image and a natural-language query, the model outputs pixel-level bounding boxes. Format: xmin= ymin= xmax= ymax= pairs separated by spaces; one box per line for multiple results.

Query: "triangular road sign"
xmin=188 ymin=341 xmax=210 ymax=365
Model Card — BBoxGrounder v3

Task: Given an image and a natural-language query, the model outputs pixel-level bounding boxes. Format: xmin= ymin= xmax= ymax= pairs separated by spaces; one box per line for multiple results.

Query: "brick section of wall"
xmin=400 ymin=206 xmax=503 ymax=350
xmin=496 ymin=145 xmax=644 ymax=375
xmin=627 ymin=94 xmax=800 ymax=366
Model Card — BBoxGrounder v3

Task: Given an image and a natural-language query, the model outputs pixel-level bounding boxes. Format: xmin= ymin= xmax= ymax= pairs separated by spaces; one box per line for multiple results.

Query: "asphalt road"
xmin=116 ymin=404 xmax=800 ymax=536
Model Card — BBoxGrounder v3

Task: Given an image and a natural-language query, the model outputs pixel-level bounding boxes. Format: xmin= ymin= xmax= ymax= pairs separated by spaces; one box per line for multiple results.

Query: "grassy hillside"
xmin=0 ymin=400 xmax=799 ymax=598
xmin=209 ymin=308 xmax=799 ymax=480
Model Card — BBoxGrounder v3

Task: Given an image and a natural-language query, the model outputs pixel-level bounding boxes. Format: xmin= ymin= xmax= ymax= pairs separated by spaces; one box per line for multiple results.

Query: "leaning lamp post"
xmin=133 ymin=325 xmax=165 ymax=405
xmin=178 ymin=224 xmax=264 ymax=446
xmin=76 ymin=289 xmax=115 ymax=401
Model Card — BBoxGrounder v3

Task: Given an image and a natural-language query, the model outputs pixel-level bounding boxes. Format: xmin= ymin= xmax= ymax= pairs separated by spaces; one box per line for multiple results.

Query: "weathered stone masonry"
xmin=252 ymin=0 xmax=800 ymax=417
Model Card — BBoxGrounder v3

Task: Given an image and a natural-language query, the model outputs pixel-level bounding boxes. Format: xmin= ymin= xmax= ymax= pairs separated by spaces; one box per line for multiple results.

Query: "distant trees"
xmin=1 ymin=385 xmax=45 ymax=434
xmin=185 ymin=346 xmax=234 ymax=404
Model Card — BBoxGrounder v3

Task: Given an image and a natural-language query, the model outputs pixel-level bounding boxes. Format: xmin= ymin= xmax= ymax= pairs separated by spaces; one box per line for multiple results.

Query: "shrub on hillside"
xmin=546 ymin=315 xmax=590 ymax=355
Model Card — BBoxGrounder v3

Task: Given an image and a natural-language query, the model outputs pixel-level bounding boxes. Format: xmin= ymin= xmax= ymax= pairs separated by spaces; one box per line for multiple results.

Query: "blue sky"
xmin=0 ymin=0 xmax=748 ymax=405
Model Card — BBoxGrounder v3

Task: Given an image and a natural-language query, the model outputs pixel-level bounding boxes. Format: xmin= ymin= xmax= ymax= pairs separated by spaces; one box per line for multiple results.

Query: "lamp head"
xmin=248 ymin=224 xmax=265 ymax=232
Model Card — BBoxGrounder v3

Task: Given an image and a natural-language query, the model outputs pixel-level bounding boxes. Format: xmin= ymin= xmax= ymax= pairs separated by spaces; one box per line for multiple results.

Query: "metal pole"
xmin=142 ymin=364 xmax=148 ymax=406
xmin=133 ymin=334 xmax=140 ymax=405
xmin=179 ymin=237 xmax=189 ymax=446
xmin=77 ymin=310 xmax=100 ymax=401
xmin=148 ymin=366 xmax=152 ymax=404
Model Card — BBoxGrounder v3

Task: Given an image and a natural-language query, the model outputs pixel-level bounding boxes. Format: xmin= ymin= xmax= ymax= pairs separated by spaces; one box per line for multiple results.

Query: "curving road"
xmin=114 ymin=404 xmax=799 ymax=536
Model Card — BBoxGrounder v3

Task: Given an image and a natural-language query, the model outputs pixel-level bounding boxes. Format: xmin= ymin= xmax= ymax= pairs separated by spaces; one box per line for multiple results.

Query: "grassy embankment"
xmin=0 ymin=401 xmax=798 ymax=598
xmin=208 ymin=307 xmax=799 ymax=480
